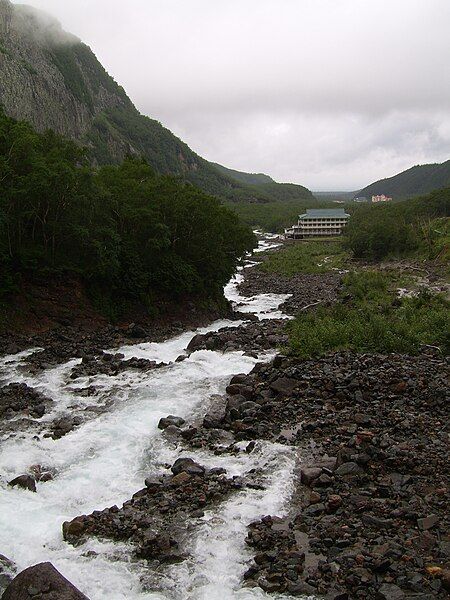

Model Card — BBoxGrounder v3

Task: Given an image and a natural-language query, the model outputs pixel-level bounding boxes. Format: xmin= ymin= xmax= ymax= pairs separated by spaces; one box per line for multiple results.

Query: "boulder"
xmin=376 ymin=583 xmax=405 ymax=599
xmin=334 ymin=461 xmax=363 ymax=476
xmin=417 ymin=514 xmax=439 ymax=531
xmin=8 ymin=474 xmax=36 ymax=493
xmin=300 ymin=467 xmax=322 ymax=487
xmin=2 ymin=562 xmax=90 ymax=599
xmin=62 ymin=517 xmax=87 ymax=539
xmin=186 ymin=333 xmax=205 ymax=352
xmin=158 ymin=415 xmax=185 ymax=429
xmin=127 ymin=324 xmax=147 ymax=339
xmin=171 ymin=457 xmax=205 ymax=476
xmin=270 ymin=377 xmax=297 ymax=395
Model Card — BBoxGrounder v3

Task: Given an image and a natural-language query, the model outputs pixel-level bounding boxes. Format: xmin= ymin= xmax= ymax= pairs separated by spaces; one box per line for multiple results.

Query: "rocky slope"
xmin=0 ymin=0 xmax=313 ymax=204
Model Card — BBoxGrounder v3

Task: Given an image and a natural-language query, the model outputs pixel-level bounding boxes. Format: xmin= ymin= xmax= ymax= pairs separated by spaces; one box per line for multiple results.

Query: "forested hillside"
xmin=0 ymin=110 xmax=255 ymax=324
xmin=356 ymin=160 xmax=450 ymax=200
xmin=0 ymin=0 xmax=312 ymax=204
xmin=345 ymin=188 xmax=450 ymax=261
xmin=211 ymin=163 xmax=274 ymax=186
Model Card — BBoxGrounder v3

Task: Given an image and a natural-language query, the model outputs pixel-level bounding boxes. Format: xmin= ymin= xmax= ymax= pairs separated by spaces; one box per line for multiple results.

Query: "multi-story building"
xmin=284 ymin=208 xmax=350 ymax=239
xmin=372 ymin=194 xmax=392 ymax=203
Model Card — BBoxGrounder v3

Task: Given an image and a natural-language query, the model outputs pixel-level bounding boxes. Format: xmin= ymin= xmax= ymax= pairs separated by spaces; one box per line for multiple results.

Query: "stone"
xmin=186 ymin=334 xmax=205 ymax=351
xmin=334 ymin=461 xmax=363 ymax=476
xmin=417 ymin=514 xmax=439 ymax=531
xmin=300 ymin=467 xmax=322 ymax=486
xmin=8 ymin=474 xmax=36 ymax=493
xmin=62 ymin=517 xmax=87 ymax=539
xmin=2 ymin=562 xmax=90 ymax=599
xmin=170 ymin=472 xmax=192 ymax=485
xmin=327 ymin=494 xmax=343 ymax=511
xmin=171 ymin=457 xmax=205 ymax=476
xmin=270 ymin=377 xmax=297 ymax=395
xmin=287 ymin=580 xmax=316 ymax=594
xmin=376 ymin=583 xmax=405 ymax=599
xmin=158 ymin=415 xmax=186 ymax=429
xmin=326 ymin=591 xmax=349 ymax=600
xmin=127 ymin=324 xmax=147 ymax=339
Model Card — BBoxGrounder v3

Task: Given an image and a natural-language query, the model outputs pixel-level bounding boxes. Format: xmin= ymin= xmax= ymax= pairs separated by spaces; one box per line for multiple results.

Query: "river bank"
xmin=0 ymin=235 xmax=448 ymax=599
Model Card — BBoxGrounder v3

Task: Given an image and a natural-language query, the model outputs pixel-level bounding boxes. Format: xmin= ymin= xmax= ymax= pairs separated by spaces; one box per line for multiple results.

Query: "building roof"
xmin=299 ymin=208 xmax=350 ymax=219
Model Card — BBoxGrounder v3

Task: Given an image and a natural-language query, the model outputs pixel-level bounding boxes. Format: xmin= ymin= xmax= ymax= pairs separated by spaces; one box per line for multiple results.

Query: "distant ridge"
xmin=210 ymin=163 xmax=274 ymax=186
xmin=355 ymin=160 xmax=450 ymax=200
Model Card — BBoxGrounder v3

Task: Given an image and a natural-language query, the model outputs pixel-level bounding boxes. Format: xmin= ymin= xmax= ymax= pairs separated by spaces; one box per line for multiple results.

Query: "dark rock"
xmin=186 ymin=333 xmax=205 ymax=351
xmin=417 ymin=514 xmax=439 ymax=530
xmin=300 ymin=467 xmax=322 ymax=486
xmin=334 ymin=461 xmax=363 ymax=476
xmin=8 ymin=474 xmax=36 ymax=493
xmin=376 ymin=583 xmax=405 ymax=599
xmin=63 ymin=517 xmax=87 ymax=539
xmin=2 ymin=562 xmax=90 ymax=599
xmin=270 ymin=377 xmax=297 ymax=395
xmin=158 ymin=415 xmax=186 ymax=429
xmin=127 ymin=324 xmax=147 ymax=339
xmin=171 ymin=457 xmax=205 ymax=476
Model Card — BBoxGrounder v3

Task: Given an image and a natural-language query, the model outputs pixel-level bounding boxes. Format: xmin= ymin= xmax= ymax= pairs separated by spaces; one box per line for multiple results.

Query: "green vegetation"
xmin=49 ymin=42 xmax=130 ymax=112
xmin=20 ymin=59 xmax=37 ymax=75
xmin=0 ymin=110 xmax=255 ymax=319
xmin=225 ymin=198 xmax=322 ymax=232
xmin=261 ymin=239 xmax=348 ymax=275
xmin=211 ymin=162 xmax=274 ymax=186
xmin=344 ymin=189 xmax=450 ymax=262
xmin=287 ymin=271 xmax=449 ymax=357
xmin=356 ymin=160 xmax=450 ymax=200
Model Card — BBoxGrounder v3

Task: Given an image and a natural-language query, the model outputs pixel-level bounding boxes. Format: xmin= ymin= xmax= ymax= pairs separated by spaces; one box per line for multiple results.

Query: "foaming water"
xmin=0 ymin=236 xmax=309 ymax=599
xmin=225 ymin=273 xmax=291 ymax=321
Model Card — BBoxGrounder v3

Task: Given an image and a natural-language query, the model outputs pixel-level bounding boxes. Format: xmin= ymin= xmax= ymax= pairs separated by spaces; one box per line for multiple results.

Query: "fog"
xmin=15 ymin=0 xmax=450 ymax=190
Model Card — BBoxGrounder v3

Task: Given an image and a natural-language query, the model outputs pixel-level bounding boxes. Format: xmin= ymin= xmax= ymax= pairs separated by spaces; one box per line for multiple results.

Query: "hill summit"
xmin=356 ymin=160 xmax=450 ymax=200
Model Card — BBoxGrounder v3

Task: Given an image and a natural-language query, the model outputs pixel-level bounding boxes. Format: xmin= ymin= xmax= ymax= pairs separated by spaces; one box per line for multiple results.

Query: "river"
xmin=0 ymin=237 xmax=312 ymax=599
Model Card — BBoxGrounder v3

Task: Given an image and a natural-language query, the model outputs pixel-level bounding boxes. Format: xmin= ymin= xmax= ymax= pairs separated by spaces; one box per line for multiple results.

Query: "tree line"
xmin=0 ymin=110 xmax=256 ymax=317
xmin=344 ymin=190 xmax=450 ymax=261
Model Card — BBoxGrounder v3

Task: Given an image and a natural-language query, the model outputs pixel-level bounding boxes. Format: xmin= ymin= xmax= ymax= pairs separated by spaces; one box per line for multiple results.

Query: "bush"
xmin=344 ymin=189 xmax=450 ymax=261
xmin=287 ymin=271 xmax=449 ymax=357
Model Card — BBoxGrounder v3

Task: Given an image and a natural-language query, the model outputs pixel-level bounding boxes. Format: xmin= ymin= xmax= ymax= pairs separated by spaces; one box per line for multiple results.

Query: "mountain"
xmin=210 ymin=163 xmax=274 ymax=186
xmin=355 ymin=160 xmax=450 ymax=200
xmin=0 ymin=0 xmax=313 ymax=203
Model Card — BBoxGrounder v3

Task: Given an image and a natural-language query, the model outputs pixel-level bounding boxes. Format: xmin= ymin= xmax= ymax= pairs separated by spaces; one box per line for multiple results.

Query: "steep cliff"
xmin=0 ymin=0 xmax=313 ymax=203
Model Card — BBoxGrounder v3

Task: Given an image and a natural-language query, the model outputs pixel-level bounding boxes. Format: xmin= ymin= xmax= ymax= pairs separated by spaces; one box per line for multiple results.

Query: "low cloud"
xmin=17 ymin=0 xmax=450 ymax=189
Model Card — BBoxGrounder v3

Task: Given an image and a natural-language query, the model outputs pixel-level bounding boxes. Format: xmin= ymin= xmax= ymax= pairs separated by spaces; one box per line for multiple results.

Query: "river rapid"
xmin=0 ymin=237 xmax=312 ymax=600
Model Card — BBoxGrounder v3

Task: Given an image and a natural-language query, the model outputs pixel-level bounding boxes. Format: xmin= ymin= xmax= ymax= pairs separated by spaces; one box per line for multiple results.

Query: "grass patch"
xmin=262 ymin=239 xmax=348 ymax=275
xmin=287 ymin=270 xmax=449 ymax=357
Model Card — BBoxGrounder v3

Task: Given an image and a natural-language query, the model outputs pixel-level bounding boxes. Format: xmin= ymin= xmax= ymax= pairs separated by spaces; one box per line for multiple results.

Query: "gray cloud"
xmin=16 ymin=0 xmax=450 ymax=189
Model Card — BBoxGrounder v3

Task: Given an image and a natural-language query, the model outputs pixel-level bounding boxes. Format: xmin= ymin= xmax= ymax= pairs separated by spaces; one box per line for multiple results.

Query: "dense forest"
xmin=355 ymin=160 xmax=450 ymax=200
xmin=0 ymin=110 xmax=256 ymax=319
xmin=344 ymin=189 xmax=450 ymax=261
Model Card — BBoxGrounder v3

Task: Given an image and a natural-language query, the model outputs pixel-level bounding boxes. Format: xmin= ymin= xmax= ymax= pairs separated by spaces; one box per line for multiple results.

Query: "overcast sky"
xmin=19 ymin=0 xmax=450 ymax=190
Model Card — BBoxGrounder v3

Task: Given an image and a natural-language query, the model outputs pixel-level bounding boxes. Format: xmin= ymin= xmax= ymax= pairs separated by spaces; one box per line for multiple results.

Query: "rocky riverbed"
xmin=183 ymin=350 xmax=449 ymax=598
xmin=0 ymin=236 xmax=448 ymax=599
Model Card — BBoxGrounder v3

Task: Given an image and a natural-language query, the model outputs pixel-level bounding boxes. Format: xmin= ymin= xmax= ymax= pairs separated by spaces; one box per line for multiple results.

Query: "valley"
xmin=0 ymin=235 xmax=448 ymax=599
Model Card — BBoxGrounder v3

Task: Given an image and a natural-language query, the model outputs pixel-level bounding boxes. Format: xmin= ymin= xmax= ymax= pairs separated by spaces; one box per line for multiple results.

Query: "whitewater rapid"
xmin=0 ymin=236 xmax=310 ymax=599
